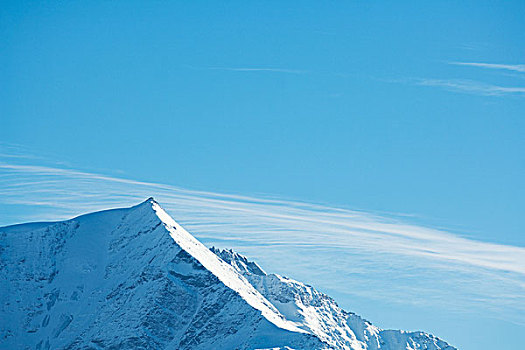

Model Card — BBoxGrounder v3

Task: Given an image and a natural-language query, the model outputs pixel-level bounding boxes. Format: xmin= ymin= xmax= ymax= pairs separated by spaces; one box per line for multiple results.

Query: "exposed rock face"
xmin=0 ymin=198 xmax=455 ymax=350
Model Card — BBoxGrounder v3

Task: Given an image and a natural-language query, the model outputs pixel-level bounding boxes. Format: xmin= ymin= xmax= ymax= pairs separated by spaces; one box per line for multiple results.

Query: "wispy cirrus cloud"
xmin=449 ymin=61 xmax=525 ymax=73
xmin=389 ymin=60 xmax=525 ymax=97
xmin=1 ymin=149 xmax=524 ymax=325
xmin=415 ymin=78 xmax=525 ymax=96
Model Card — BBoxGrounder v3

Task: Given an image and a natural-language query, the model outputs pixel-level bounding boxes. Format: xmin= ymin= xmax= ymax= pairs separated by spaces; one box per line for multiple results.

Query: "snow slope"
xmin=213 ymin=248 xmax=456 ymax=350
xmin=0 ymin=198 xmax=456 ymax=350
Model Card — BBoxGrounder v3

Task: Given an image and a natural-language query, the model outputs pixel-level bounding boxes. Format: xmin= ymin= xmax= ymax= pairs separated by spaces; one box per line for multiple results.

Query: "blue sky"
xmin=1 ymin=1 xmax=525 ymax=349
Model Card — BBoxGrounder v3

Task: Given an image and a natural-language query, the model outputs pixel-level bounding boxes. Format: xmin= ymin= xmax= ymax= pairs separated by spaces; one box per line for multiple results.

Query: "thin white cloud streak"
xmin=415 ymin=78 xmax=525 ymax=96
xmin=1 ymin=160 xmax=524 ymax=324
xmin=449 ymin=61 xmax=525 ymax=73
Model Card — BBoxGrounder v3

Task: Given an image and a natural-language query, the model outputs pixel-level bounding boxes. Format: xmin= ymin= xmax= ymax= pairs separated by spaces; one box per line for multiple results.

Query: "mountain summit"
xmin=0 ymin=198 xmax=456 ymax=350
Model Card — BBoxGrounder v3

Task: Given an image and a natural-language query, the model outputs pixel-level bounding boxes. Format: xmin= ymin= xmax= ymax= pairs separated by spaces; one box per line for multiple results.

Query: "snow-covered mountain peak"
xmin=1 ymin=199 xmax=456 ymax=350
xmin=210 ymin=247 xmax=267 ymax=276
xmin=144 ymin=199 xmax=306 ymax=334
